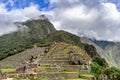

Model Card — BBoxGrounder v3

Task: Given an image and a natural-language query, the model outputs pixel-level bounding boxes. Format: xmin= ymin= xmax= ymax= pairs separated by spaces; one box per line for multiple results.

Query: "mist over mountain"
xmin=0 ymin=15 xmax=56 ymax=60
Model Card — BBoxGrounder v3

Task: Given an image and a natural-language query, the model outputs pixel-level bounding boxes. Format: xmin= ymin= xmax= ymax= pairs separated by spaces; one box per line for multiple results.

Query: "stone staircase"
xmin=38 ymin=43 xmax=96 ymax=80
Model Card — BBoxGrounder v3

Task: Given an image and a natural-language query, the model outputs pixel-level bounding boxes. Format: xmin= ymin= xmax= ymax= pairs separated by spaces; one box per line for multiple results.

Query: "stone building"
xmin=16 ymin=63 xmax=40 ymax=74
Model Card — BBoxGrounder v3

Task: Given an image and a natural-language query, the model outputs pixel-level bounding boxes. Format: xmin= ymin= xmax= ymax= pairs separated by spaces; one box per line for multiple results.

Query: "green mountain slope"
xmin=0 ymin=17 xmax=56 ymax=60
xmin=41 ymin=30 xmax=82 ymax=45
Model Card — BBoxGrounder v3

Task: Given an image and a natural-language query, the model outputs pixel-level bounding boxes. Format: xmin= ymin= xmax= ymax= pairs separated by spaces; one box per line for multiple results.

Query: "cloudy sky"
xmin=0 ymin=0 xmax=120 ymax=41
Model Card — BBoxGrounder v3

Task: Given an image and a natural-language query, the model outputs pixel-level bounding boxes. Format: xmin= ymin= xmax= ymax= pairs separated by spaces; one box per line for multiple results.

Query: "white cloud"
xmin=62 ymin=5 xmax=97 ymax=21
xmin=0 ymin=3 xmax=7 ymax=13
xmin=0 ymin=3 xmax=41 ymax=35
xmin=102 ymin=3 xmax=120 ymax=20
xmin=0 ymin=0 xmax=120 ymax=41
xmin=10 ymin=4 xmax=41 ymax=21
xmin=46 ymin=0 xmax=120 ymax=41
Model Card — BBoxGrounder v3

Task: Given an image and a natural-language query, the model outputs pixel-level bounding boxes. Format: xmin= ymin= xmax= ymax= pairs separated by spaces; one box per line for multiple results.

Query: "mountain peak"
xmin=0 ymin=16 xmax=56 ymax=60
xmin=26 ymin=15 xmax=49 ymax=22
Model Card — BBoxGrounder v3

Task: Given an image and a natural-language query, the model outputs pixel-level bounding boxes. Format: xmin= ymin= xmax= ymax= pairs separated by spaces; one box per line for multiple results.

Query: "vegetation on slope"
xmin=83 ymin=44 xmax=98 ymax=58
xmin=40 ymin=30 xmax=82 ymax=45
xmin=102 ymin=67 xmax=120 ymax=79
xmin=0 ymin=19 xmax=56 ymax=60
xmin=91 ymin=56 xmax=120 ymax=80
xmin=91 ymin=56 xmax=107 ymax=75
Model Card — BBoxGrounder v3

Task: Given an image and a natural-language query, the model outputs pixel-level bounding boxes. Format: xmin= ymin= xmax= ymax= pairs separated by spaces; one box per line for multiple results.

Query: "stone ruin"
xmin=68 ymin=48 xmax=92 ymax=71
xmin=69 ymin=49 xmax=85 ymax=65
xmin=16 ymin=56 xmax=40 ymax=74
xmin=0 ymin=56 xmax=41 ymax=79
xmin=16 ymin=63 xmax=40 ymax=74
xmin=0 ymin=43 xmax=95 ymax=80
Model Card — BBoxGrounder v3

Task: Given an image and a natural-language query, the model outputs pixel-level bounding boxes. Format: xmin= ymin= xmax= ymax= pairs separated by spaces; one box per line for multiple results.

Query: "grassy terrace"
xmin=63 ymin=65 xmax=81 ymax=66
xmin=47 ymin=71 xmax=79 ymax=74
xmin=40 ymin=64 xmax=57 ymax=68
xmin=13 ymin=78 xmax=48 ymax=80
xmin=80 ymin=73 xmax=95 ymax=77
xmin=41 ymin=66 xmax=57 ymax=69
xmin=63 ymin=78 xmax=87 ymax=80
xmin=1 ymin=68 xmax=16 ymax=73
xmin=43 ymin=60 xmax=69 ymax=61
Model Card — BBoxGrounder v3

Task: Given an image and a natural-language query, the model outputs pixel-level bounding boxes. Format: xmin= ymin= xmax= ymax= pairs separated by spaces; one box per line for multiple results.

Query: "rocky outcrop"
xmin=69 ymin=53 xmax=84 ymax=65
xmin=68 ymin=49 xmax=91 ymax=65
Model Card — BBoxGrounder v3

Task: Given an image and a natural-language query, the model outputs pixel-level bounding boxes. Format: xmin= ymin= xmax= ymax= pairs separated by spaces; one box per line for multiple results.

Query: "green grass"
xmin=40 ymin=64 xmax=57 ymax=69
xmin=60 ymin=69 xmax=79 ymax=72
xmin=63 ymin=78 xmax=87 ymax=80
xmin=13 ymin=78 xmax=30 ymax=80
xmin=44 ymin=60 xmax=69 ymax=61
xmin=40 ymin=64 xmax=55 ymax=67
xmin=40 ymin=66 xmax=57 ymax=71
xmin=41 ymin=67 xmax=57 ymax=69
xmin=80 ymin=73 xmax=94 ymax=77
xmin=13 ymin=78 xmax=48 ymax=80
xmin=63 ymin=65 xmax=81 ymax=66
xmin=47 ymin=71 xmax=79 ymax=74
xmin=1 ymin=68 xmax=16 ymax=73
